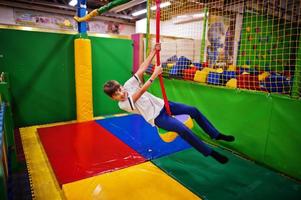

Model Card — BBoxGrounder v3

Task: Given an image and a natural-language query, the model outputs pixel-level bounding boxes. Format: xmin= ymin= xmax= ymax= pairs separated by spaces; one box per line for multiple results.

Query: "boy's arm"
xmin=132 ymin=65 xmax=162 ymax=103
xmin=135 ymin=44 xmax=160 ymax=81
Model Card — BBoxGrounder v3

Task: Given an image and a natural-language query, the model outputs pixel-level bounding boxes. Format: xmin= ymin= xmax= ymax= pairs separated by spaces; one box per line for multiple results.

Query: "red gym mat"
xmin=38 ymin=121 xmax=145 ymax=186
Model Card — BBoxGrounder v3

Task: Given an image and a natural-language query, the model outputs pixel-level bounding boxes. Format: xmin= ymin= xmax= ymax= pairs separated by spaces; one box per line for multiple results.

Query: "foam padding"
xmin=193 ymin=68 xmax=214 ymax=83
xmin=96 ymin=114 xmax=191 ymax=159
xmin=207 ymin=71 xmax=222 ymax=85
xmin=62 ymin=162 xmax=200 ymax=200
xmin=222 ymin=70 xmax=237 ymax=83
xmin=228 ymin=65 xmax=236 ymax=71
xmin=237 ymin=74 xmax=261 ymax=90
xmin=74 ymin=38 xmax=93 ymax=122
xmin=258 ymin=71 xmax=270 ymax=81
xmin=20 ymin=125 xmax=64 ymax=200
xmin=183 ymin=66 xmax=198 ymax=80
xmin=226 ymin=78 xmax=237 ymax=88
xmin=38 ymin=121 xmax=145 ymax=185
xmin=152 ymin=148 xmax=301 ymax=200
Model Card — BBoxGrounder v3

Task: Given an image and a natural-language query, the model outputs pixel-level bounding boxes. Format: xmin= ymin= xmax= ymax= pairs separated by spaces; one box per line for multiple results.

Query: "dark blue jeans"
xmin=154 ymin=101 xmax=220 ymax=156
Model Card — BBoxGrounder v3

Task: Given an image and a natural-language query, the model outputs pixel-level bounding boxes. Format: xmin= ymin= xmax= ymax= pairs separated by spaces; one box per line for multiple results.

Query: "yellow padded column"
xmin=74 ymin=38 xmax=93 ymax=122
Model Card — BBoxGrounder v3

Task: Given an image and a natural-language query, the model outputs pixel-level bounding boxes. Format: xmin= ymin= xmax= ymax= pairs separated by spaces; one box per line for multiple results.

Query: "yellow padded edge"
xmin=63 ymin=162 xmax=201 ymax=200
xmin=19 ymin=117 xmax=126 ymax=199
xmin=75 ymin=38 xmax=93 ymax=122
xmin=20 ymin=125 xmax=66 ymax=200
xmin=193 ymin=68 xmax=215 ymax=83
xmin=228 ymin=65 xmax=236 ymax=71
xmin=226 ymin=78 xmax=237 ymax=88
xmin=258 ymin=72 xmax=270 ymax=81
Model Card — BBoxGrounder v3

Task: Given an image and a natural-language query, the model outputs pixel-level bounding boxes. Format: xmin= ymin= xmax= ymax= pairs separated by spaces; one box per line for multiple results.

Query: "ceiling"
xmin=0 ymin=0 xmax=148 ymax=24
xmin=2 ymin=0 xmax=298 ymax=25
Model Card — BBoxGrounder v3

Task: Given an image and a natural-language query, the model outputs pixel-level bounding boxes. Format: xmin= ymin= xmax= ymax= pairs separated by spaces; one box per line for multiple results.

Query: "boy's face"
xmin=111 ymin=85 xmax=127 ymax=101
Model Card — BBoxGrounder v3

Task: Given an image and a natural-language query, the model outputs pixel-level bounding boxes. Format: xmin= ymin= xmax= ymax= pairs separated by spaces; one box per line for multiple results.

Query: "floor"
xmin=19 ymin=114 xmax=301 ymax=200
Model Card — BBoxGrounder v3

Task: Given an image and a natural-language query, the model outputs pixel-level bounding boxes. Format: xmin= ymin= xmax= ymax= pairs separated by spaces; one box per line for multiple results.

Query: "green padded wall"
xmin=90 ymin=36 xmax=133 ymax=117
xmin=148 ymin=77 xmax=301 ymax=180
xmin=0 ymin=29 xmax=132 ymax=127
xmin=0 ymin=29 xmax=76 ymax=127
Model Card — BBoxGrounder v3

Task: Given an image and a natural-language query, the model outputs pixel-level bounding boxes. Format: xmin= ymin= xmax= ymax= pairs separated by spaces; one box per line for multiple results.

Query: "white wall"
xmin=136 ymin=17 xmax=205 ymax=63
xmin=161 ymin=19 xmax=203 ymax=40
xmin=136 ymin=18 xmax=157 ymax=35
xmin=136 ymin=17 xmax=203 ymax=40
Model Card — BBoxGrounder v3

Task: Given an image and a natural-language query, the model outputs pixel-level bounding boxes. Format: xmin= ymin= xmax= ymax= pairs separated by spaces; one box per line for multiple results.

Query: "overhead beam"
xmin=103 ymin=12 xmax=135 ymax=20
xmin=0 ymin=0 xmax=134 ymax=25
xmin=110 ymin=0 xmax=146 ymax=13
xmin=14 ymin=0 xmax=75 ymax=10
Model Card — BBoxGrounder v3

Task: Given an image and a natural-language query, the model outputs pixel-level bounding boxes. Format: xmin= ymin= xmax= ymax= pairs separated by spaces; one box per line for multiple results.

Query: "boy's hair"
xmin=103 ymin=80 xmax=121 ymax=97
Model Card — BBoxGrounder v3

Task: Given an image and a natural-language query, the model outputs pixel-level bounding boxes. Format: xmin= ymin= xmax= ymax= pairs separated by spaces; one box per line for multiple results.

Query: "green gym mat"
xmin=152 ymin=148 xmax=301 ymax=200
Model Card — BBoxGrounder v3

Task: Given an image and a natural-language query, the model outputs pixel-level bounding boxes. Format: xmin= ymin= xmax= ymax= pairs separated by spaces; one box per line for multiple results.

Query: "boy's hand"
xmin=154 ymin=43 xmax=161 ymax=52
xmin=152 ymin=65 xmax=163 ymax=77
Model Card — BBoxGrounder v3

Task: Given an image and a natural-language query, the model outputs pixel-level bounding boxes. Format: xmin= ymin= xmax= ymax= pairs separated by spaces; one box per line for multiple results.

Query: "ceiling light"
xmin=132 ymin=1 xmax=171 ymax=17
xmin=177 ymin=15 xmax=189 ymax=19
xmin=150 ymin=2 xmax=171 ymax=10
xmin=69 ymin=0 xmax=77 ymax=7
xmin=132 ymin=9 xmax=147 ymax=16
xmin=110 ymin=0 xmax=146 ymax=13
xmin=193 ymin=13 xmax=205 ymax=18
xmin=173 ymin=12 xmax=205 ymax=24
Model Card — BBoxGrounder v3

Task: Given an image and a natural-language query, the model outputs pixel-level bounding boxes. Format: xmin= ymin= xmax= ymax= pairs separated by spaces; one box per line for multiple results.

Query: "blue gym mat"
xmin=96 ymin=114 xmax=191 ymax=159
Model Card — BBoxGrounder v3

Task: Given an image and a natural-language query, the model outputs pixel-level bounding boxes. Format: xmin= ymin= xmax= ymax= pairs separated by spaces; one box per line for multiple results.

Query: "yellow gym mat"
xmin=20 ymin=123 xmax=69 ymax=200
xmin=63 ymin=162 xmax=201 ymax=200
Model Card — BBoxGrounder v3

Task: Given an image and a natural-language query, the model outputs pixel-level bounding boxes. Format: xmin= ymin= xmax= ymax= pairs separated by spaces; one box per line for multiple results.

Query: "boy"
xmin=103 ymin=44 xmax=235 ymax=164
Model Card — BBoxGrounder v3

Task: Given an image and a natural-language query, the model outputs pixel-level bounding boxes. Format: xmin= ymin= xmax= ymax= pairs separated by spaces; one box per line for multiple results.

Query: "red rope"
xmin=156 ymin=0 xmax=171 ymax=115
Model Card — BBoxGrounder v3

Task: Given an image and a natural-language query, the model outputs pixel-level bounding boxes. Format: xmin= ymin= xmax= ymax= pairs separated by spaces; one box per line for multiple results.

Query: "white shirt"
xmin=118 ymin=75 xmax=164 ymax=126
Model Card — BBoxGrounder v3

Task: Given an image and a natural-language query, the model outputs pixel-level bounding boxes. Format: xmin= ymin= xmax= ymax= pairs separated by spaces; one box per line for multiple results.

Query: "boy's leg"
xmin=155 ymin=111 xmax=228 ymax=163
xmin=168 ymin=101 xmax=220 ymax=139
xmin=155 ymin=111 xmax=213 ymax=156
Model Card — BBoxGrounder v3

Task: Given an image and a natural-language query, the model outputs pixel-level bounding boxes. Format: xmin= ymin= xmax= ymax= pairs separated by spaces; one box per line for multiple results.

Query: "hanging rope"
xmin=155 ymin=0 xmax=171 ymax=116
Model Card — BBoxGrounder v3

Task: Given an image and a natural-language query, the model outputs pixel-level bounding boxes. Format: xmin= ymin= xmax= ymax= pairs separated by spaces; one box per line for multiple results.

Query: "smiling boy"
xmin=104 ymin=44 xmax=235 ymax=164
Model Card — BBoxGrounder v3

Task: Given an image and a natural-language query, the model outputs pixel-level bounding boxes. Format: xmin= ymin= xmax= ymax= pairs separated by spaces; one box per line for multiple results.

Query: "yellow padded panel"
xmin=194 ymin=68 xmax=214 ymax=83
xmin=228 ymin=65 xmax=236 ymax=71
xmin=215 ymin=68 xmax=224 ymax=73
xmin=74 ymin=38 xmax=93 ymax=122
xmin=258 ymin=72 xmax=270 ymax=81
xmin=167 ymin=63 xmax=174 ymax=68
xmin=63 ymin=162 xmax=201 ymax=200
xmin=226 ymin=78 xmax=237 ymax=88
xmin=159 ymin=131 xmax=179 ymax=143
xmin=20 ymin=125 xmax=65 ymax=200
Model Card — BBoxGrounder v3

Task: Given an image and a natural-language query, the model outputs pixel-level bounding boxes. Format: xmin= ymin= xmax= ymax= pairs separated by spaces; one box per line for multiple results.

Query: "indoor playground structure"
xmin=0 ymin=0 xmax=301 ymax=199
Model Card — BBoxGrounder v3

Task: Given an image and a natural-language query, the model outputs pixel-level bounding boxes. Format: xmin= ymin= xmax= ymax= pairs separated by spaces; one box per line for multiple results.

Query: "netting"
xmin=146 ymin=0 xmax=301 ymax=98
